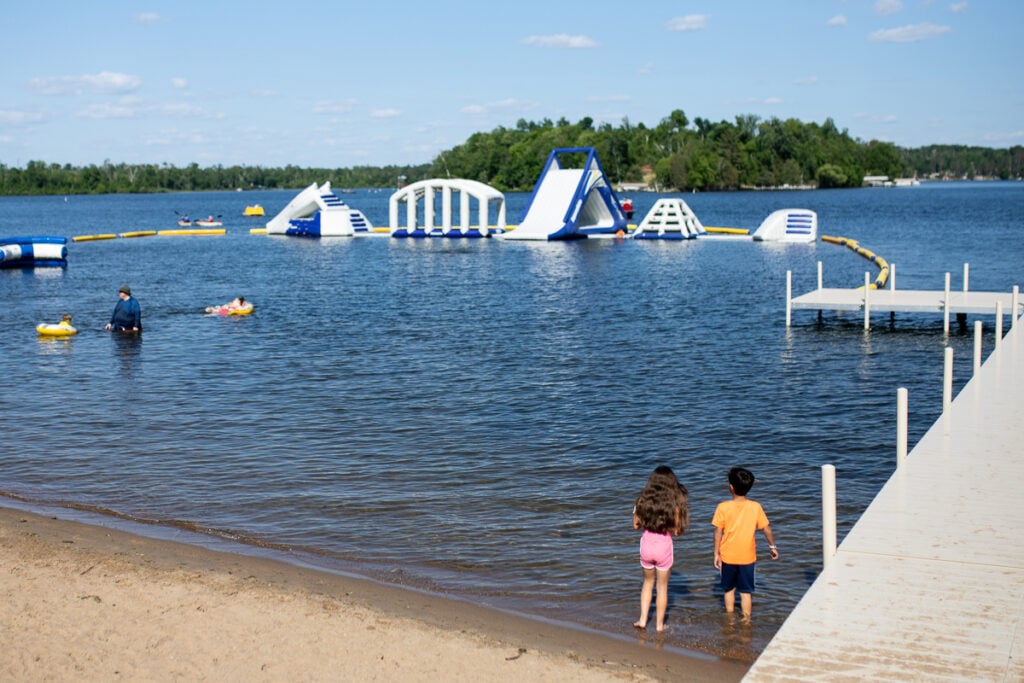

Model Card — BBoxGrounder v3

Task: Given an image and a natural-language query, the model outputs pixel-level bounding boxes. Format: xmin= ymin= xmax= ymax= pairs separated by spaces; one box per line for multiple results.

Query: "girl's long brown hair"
xmin=634 ymin=465 xmax=689 ymax=535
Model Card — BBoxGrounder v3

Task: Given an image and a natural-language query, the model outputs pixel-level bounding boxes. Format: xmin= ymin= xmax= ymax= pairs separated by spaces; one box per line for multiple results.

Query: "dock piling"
xmin=943 ymin=273 xmax=951 ymax=335
xmin=785 ymin=270 xmax=792 ymax=327
xmin=974 ymin=321 xmax=983 ymax=375
xmin=943 ymin=347 xmax=953 ymax=434
xmin=863 ymin=272 xmax=871 ymax=331
xmin=897 ymin=388 xmax=908 ymax=469
xmin=996 ymin=302 xmax=1004 ymax=351
xmin=963 ymin=262 xmax=970 ymax=292
xmin=821 ymin=464 xmax=837 ymax=571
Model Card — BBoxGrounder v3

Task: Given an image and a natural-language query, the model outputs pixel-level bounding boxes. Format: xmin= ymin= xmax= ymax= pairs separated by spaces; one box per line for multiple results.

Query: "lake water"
xmin=1 ymin=181 xmax=1022 ymax=661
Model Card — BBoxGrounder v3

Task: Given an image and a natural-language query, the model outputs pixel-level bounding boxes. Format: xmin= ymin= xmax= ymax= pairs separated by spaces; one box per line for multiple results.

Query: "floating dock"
xmin=746 ymin=313 xmax=1024 ymax=681
xmin=787 ymin=263 xmax=1022 ymax=330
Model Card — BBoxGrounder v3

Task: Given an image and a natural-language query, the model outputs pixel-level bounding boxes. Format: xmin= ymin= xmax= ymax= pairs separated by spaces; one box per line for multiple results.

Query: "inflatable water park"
xmin=257 ymin=146 xmax=817 ymax=244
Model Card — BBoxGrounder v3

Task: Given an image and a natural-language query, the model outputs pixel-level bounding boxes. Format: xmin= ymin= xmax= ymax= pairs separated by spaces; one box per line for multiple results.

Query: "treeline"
xmin=0 ymin=161 xmax=431 ymax=196
xmin=432 ymin=112 xmax=1023 ymax=191
xmin=2 ymin=111 xmax=1022 ymax=195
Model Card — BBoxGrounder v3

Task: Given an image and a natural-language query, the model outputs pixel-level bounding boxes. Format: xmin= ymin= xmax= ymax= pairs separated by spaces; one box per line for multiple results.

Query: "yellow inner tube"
xmin=37 ymin=323 xmax=78 ymax=337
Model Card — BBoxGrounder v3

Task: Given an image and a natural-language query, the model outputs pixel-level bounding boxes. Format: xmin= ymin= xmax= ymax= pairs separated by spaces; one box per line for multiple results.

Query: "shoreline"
xmin=0 ymin=506 xmax=748 ymax=681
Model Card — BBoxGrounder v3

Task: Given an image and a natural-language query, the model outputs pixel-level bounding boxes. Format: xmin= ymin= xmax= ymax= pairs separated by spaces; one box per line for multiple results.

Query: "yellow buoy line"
xmin=74 ymin=229 xmax=227 ymax=240
xmin=821 ymin=234 xmax=890 ymax=289
xmin=704 ymin=226 xmax=751 ymax=235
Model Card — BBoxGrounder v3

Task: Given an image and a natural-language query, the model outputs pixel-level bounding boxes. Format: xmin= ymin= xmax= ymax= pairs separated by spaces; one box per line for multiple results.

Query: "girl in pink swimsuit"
xmin=632 ymin=465 xmax=689 ymax=632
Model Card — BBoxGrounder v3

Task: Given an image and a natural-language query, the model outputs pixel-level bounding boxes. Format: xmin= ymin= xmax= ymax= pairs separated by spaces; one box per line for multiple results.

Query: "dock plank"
xmin=746 ymin=318 xmax=1024 ymax=681
xmin=791 ymin=288 xmax=1022 ymax=315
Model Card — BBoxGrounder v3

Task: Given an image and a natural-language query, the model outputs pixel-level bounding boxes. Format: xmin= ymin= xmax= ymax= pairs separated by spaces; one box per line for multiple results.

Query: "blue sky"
xmin=2 ymin=1 xmax=1021 ymax=169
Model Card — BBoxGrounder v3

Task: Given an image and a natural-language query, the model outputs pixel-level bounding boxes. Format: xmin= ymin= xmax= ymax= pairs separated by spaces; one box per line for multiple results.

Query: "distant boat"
xmin=243 ymin=205 xmax=265 ymax=217
xmin=177 ymin=219 xmax=192 ymax=227
xmin=195 ymin=216 xmax=223 ymax=227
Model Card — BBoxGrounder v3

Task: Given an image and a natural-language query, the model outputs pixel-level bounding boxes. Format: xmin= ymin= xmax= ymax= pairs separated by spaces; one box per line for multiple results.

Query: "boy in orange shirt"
xmin=712 ymin=466 xmax=779 ymax=621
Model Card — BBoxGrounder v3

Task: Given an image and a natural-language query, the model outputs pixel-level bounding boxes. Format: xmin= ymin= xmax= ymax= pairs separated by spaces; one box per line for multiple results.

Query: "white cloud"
xmin=371 ymin=108 xmax=401 ymax=118
xmin=950 ymin=2 xmax=968 ymax=12
xmin=827 ymin=15 xmax=848 ymax=27
xmin=869 ymin=23 xmax=951 ymax=42
xmin=764 ymin=97 xmax=783 ymax=105
xmin=250 ymin=89 xmax=276 ymax=98
xmin=76 ymin=98 xmax=222 ymax=120
xmin=795 ymin=76 xmax=819 ymax=85
xmin=135 ymin=12 xmax=161 ymax=24
xmin=666 ymin=15 xmax=707 ymax=32
xmin=522 ymin=34 xmax=599 ymax=48
xmin=0 ymin=109 xmax=44 ymax=125
xmin=312 ymin=101 xmax=354 ymax=114
xmin=875 ymin=0 xmax=903 ymax=15
xmin=77 ymin=103 xmax=137 ymax=119
xmin=171 ymin=77 xmax=188 ymax=89
xmin=639 ymin=62 xmax=654 ymax=75
xmin=30 ymin=71 xmax=141 ymax=96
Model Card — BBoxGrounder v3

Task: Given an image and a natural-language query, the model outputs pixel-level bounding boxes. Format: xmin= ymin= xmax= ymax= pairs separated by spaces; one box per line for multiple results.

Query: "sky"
xmin=1 ymin=1 xmax=1021 ymax=169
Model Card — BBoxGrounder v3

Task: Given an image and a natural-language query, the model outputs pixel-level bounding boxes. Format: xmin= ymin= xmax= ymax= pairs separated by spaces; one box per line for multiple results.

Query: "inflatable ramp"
xmin=633 ymin=198 xmax=706 ymax=240
xmin=505 ymin=147 xmax=627 ymax=241
xmin=751 ymin=209 xmax=817 ymax=243
xmin=266 ymin=182 xmax=372 ymax=237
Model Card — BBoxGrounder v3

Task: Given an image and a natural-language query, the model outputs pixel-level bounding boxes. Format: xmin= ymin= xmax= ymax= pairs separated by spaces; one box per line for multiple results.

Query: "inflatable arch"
xmin=389 ymin=179 xmax=505 ymax=238
xmin=504 ymin=147 xmax=627 ymax=241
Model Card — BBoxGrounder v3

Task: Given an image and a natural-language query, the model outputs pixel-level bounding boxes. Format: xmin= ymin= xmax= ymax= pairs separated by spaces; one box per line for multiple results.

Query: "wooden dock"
xmin=746 ymin=315 xmax=1024 ymax=680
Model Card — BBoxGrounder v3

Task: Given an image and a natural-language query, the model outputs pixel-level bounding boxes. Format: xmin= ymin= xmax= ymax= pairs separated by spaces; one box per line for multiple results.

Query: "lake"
xmin=1 ymin=180 xmax=1021 ymax=660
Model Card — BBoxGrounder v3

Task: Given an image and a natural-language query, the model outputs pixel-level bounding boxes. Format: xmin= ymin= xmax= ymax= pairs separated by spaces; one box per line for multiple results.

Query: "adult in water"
xmin=105 ymin=284 xmax=142 ymax=333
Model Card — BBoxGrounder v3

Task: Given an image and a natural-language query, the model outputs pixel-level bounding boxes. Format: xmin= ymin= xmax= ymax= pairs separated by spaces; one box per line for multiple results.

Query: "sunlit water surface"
xmin=1 ymin=181 xmax=1021 ymax=660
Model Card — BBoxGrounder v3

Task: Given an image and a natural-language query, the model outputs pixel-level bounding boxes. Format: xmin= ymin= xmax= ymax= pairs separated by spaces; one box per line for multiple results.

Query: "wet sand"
xmin=0 ymin=506 xmax=748 ymax=682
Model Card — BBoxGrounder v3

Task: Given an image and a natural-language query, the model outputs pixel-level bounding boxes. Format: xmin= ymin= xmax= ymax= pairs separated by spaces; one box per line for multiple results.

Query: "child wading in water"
xmin=632 ymin=465 xmax=689 ymax=631
xmin=712 ymin=466 xmax=779 ymax=622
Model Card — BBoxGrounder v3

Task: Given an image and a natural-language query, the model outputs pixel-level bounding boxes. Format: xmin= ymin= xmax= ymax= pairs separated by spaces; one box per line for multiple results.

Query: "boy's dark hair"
xmin=728 ymin=466 xmax=755 ymax=496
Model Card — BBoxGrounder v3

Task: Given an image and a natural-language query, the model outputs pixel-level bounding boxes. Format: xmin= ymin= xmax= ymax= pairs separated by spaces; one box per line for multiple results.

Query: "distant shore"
xmin=0 ymin=506 xmax=748 ymax=682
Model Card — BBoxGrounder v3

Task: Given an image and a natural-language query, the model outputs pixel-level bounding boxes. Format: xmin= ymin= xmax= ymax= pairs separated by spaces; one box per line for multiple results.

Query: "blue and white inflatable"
xmin=0 ymin=236 xmax=68 ymax=268
xmin=504 ymin=147 xmax=627 ymax=241
xmin=265 ymin=182 xmax=372 ymax=237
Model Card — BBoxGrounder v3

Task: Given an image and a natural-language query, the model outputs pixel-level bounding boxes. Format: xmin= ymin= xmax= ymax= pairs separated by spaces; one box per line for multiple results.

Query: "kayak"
xmin=37 ymin=322 xmax=78 ymax=337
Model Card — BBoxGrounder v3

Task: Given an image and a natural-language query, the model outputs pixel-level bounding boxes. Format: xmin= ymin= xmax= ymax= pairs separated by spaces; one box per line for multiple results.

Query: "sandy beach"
xmin=0 ymin=506 xmax=748 ymax=682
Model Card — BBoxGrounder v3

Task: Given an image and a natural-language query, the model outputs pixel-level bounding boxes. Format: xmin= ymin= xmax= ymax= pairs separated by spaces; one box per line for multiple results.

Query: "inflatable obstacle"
xmin=0 ymin=236 xmax=68 ymax=268
xmin=389 ymin=179 xmax=505 ymax=238
xmin=504 ymin=147 xmax=627 ymax=241
xmin=266 ymin=182 xmax=371 ymax=237
xmin=751 ymin=209 xmax=817 ymax=242
xmin=633 ymin=198 xmax=706 ymax=240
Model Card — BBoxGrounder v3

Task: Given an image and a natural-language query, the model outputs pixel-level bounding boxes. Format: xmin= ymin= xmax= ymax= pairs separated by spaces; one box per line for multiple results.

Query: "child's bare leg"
xmin=740 ymin=592 xmax=752 ymax=621
xmin=635 ymin=567 xmax=655 ymax=628
xmin=723 ymin=588 xmax=736 ymax=613
xmin=654 ymin=569 xmax=670 ymax=631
